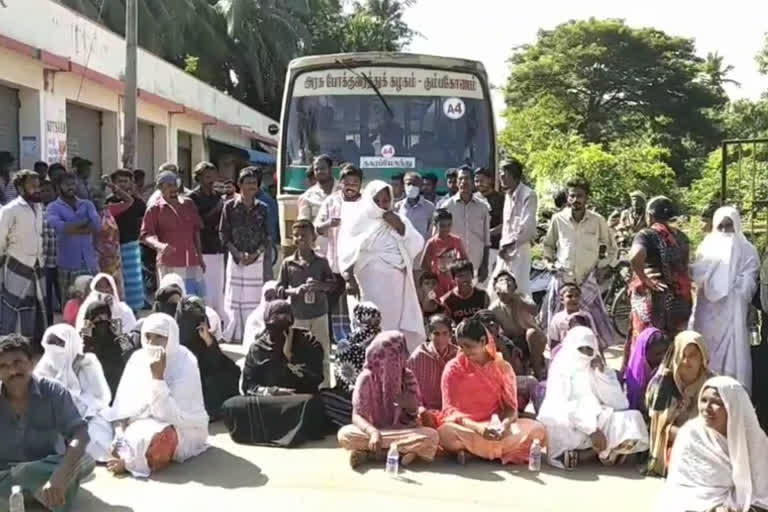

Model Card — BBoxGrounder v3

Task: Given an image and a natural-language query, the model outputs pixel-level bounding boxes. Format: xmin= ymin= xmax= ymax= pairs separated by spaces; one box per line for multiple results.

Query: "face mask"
xmin=92 ymin=320 xmax=113 ymax=339
xmin=145 ymin=344 xmax=165 ymax=362
xmin=405 ymin=184 xmax=420 ymax=199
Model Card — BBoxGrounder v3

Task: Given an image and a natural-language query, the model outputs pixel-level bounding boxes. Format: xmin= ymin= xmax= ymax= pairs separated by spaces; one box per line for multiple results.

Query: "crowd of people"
xmin=0 ymin=148 xmax=766 ymax=512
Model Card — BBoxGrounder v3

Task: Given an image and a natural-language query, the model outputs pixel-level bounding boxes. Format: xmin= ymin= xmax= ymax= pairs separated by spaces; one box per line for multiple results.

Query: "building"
xmin=0 ymin=0 xmax=278 ymax=185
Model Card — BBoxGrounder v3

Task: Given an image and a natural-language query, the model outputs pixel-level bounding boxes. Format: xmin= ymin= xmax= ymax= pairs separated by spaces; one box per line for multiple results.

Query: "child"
xmin=488 ymin=271 xmax=546 ymax=379
xmin=547 ymin=283 xmax=598 ymax=350
xmin=419 ymin=272 xmax=446 ymax=323
xmin=422 ymin=209 xmax=468 ymax=298
xmin=63 ymin=274 xmax=93 ymax=326
xmin=407 ymin=314 xmax=458 ymax=411
xmin=278 ymin=219 xmax=336 ymax=387
xmin=440 ymin=259 xmax=488 ymax=325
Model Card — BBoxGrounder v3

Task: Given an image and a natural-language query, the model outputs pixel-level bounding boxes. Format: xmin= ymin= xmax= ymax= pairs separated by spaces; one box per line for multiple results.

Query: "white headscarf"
xmin=692 ymin=207 xmax=751 ymax=302
xmin=157 ymin=272 xmax=221 ymax=340
xmin=660 ymin=376 xmax=768 ymax=512
xmin=35 ymin=324 xmax=112 ymax=416
xmin=159 ymin=273 xmax=186 ymax=295
xmin=242 ymin=280 xmax=278 ymax=352
xmin=337 ymin=180 xmax=423 ymax=273
xmin=75 ymin=272 xmax=137 ymax=335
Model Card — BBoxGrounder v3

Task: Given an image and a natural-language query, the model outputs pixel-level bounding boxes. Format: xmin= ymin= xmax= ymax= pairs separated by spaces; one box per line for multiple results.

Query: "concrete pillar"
xmin=191 ymin=133 xmax=205 ymax=168
xmin=153 ymin=124 xmax=167 ymax=177
xmin=101 ymin=109 xmax=120 ymax=173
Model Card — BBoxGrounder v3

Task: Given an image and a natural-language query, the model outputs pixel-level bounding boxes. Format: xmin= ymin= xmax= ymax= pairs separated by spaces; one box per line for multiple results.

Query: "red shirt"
xmin=422 ymin=234 xmax=468 ymax=297
xmin=140 ymin=197 xmax=203 ymax=267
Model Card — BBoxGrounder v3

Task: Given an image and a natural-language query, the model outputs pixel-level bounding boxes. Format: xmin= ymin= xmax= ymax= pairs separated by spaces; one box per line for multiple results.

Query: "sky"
xmin=403 ymin=0 xmax=768 ymax=126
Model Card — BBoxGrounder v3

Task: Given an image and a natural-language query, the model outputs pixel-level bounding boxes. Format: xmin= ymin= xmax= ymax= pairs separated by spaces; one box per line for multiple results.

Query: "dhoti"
xmin=223 ymin=254 xmax=264 ymax=343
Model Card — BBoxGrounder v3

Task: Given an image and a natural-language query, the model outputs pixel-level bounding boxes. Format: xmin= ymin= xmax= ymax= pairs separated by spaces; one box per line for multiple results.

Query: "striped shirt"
xmin=42 ymin=215 xmax=57 ymax=268
xmin=406 ymin=342 xmax=458 ymax=410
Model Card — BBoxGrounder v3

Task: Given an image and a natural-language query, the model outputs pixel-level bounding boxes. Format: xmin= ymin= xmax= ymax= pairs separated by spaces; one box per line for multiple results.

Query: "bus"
xmin=276 ymin=52 xmax=497 ymax=248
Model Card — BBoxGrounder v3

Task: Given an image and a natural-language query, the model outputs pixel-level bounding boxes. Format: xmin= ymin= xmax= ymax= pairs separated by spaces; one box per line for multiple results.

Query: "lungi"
xmin=120 ymin=240 xmax=145 ymax=310
xmin=223 ymin=254 xmax=264 ymax=343
xmin=202 ymin=253 xmax=226 ymax=317
xmin=0 ymin=256 xmax=47 ymax=343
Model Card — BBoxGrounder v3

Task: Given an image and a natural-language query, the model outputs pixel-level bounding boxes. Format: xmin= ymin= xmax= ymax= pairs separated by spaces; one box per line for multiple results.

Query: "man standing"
xmin=71 ymin=157 xmax=93 ymax=200
xmin=47 ymin=173 xmax=101 ymax=297
xmin=298 ymin=154 xmax=335 ymax=256
xmin=542 ymin=176 xmax=616 ymax=345
xmin=492 ymin=159 xmax=538 ymax=298
xmin=475 ymin=166 xmax=505 ymax=272
xmin=189 ymin=162 xmax=226 ymax=316
xmin=33 ymin=161 xmax=48 ymax=180
xmin=41 ymin=179 xmax=60 ymax=325
xmin=619 ymin=190 xmax=647 ymax=235
xmin=0 ymin=171 xmax=47 ymax=340
xmin=219 ymin=167 xmax=271 ymax=343
xmin=315 ymin=163 xmax=363 ymax=341
xmin=436 ymin=167 xmax=459 ymax=208
xmin=147 ymin=162 xmax=192 ymax=208
xmin=0 ymin=334 xmax=93 ymax=511
xmin=140 ymin=170 xmax=206 ymax=296
xmin=390 ymin=173 xmax=406 ymax=202
xmin=440 ymin=166 xmax=490 ymax=283
xmin=106 ymin=169 xmax=147 ymax=311
xmin=421 ymin=172 xmax=440 ymax=204
xmin=0 ymin=151 xmax=17 ymax=205
xmin=395 ymin=171 xmax=435 ymax=241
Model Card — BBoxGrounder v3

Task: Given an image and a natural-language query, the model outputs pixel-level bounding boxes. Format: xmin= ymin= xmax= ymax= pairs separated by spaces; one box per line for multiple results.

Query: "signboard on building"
xmin=45 ymin=96 xmax=67 ymax=164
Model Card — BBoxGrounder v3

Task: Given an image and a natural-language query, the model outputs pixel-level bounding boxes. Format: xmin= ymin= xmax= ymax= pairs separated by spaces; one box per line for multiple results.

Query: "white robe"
xmin=34 ymin=324 xmax=114 ymax=462
xmin=75 ymin=272 xmax=137 ymax=335
xmin=658 ymin=376 xmax=768 ymax=512
xmin=690 ymin=207 xmax=759 ymax=393
xmin=338 ymin=180 xmax=425 ymax=351
xmin=538 ymin=326 xmax=648 ymax=468
xmin=105 ymin=313 xmax=209 ymax=477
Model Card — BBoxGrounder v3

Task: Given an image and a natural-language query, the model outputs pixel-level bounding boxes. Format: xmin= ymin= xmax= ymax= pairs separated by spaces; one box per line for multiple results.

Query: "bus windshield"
xmin=281 ymin=66 xmax=493 ymax=193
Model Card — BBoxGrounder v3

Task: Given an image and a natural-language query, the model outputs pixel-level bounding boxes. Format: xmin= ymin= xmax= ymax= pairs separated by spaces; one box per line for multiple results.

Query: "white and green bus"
xmin=275 ymin=52 xmax=497 ymax=247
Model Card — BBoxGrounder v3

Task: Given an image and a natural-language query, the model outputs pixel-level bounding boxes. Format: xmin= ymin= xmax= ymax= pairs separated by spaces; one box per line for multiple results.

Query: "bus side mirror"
xmin=268 ymin=123 xmax=279 ymax=136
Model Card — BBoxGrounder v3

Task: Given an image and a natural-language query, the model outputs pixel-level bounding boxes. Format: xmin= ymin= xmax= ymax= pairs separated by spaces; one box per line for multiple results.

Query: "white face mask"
xmin=145 ymin=344 xmax=165 ymax=362
xmin=404 ymin=184 xmax=420 ymax=199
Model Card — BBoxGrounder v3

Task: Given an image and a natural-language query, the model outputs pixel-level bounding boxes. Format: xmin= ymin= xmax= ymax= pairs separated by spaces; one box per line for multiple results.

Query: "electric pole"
xmin=122 ymin=0 xmax=137 ymax=169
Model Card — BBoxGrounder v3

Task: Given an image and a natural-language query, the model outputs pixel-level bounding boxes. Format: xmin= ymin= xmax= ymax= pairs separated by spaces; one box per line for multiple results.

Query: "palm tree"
xmin=703 ymin=51 xmax=740 ymax=89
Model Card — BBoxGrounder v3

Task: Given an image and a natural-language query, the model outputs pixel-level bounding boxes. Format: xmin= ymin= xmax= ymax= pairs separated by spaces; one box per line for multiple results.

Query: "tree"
xmin=703 ymin=51 xmax=740 ymax=92
xmin=504 ymin=18 xmax=727 ymax=181
xmin=758 ymin=32 xmax=768 ymax=76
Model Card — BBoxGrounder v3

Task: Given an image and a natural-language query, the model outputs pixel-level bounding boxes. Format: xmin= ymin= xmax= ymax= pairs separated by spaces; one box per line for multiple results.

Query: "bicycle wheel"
xmin=611 ymin=286 xmax=631 ymax=338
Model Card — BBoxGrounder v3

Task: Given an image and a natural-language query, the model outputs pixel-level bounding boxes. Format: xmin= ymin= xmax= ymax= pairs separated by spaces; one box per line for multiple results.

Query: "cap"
xmin=156 ymin=170 xmax=178 ymax=186
xmin=629 ymin=190 xmax=647 ymax=201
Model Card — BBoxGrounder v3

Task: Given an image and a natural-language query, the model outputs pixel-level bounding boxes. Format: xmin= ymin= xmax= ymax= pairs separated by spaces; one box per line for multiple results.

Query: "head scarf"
xmin=75 ymin=272 xmax=137 ymax=335
xmin=348 ymin=301 xmax=382 ymax=347
xmin=351 ymin=331 xmax=419 ymax=429
xmin=84 ymin=300 xmax=112 ymax=323
xmin=337 ymin=180 xmax=392 ymax=273
xmin=176 ymin=296 xmax=209 ymax=359
xmin=647 ymin=330 xmax=713 ymax=476
xmin=70 ymin=275 xmax=93 ymax=299
xmin=154 ymin=284 xmax=183 ymax=316
xmin=692 ymin=206 xmax=751 ymax=302
xmin=662 ymin=376 xmax=768 ymax=512
xmin=253 ymin=300 xmax=294 ymax=353
xmin=243 ymin=280 xmax=278 ymax=350
xmin=158 ymin=273 xmax=186 ymax=295
xmin=626 ymin=327 xmax=664 ymax=411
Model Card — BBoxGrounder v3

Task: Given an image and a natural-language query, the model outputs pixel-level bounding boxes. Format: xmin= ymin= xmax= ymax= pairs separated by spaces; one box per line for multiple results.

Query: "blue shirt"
xmin=256 ymin=189 xmax=280 ymax=244
xmin=395 ymin=196 xmax=435 ymax=240
xmin=0 ymin=376 xmax=85 ymax=470
xmin=46 ymin=197 xmax=101 ymax=271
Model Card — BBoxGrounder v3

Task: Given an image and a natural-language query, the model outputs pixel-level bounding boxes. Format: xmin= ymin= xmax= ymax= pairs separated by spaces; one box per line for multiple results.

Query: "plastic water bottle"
xmin=9 ymin=485 xmax=24 ymax=512
xmin=528 ymin=439 xmax=542 ymax=472
xmin=385 ymin=443 xmax=399 ymax=477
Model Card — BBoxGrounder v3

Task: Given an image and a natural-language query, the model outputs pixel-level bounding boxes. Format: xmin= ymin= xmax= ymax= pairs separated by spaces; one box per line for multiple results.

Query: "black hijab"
xmin=176 ymin=295 xmax=209 ymax=359
xmin=153 ymin=284 xmax=183 ymax=317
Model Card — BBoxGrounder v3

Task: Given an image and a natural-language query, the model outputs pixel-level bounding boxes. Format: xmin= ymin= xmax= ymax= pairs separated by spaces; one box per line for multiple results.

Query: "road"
xmin=70 ymin=343 xmax=664 ymax=512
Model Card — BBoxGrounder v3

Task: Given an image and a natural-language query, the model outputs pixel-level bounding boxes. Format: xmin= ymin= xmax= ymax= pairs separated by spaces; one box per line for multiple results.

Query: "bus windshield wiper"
xmin=335 ymin=59 xmax=394 ymax=118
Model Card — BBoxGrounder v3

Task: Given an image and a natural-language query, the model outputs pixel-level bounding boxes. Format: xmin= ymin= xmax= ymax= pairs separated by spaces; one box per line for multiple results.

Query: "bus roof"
xmin=287 ymin=52 xmax=488 ymax=78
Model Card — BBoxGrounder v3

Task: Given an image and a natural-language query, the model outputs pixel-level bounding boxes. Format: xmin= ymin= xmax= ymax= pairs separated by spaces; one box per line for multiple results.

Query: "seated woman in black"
xmin=222 ymin=300 xmax=327 ymax=446
xmin=176 ymin=295 xmax=240 ymax=419
xmin=80 ymin=300 xmax=136 ymax=398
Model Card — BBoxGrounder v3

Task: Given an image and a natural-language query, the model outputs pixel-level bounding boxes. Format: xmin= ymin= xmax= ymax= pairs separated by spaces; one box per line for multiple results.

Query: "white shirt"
xmin=0 ymin=196 xmax=44 ymax=267
xmin=543 ymin=207 xmax=616 ymax=284
xmin=440 ymin=194 xmax=491 ymax=272
xmin=299 ymin=183 xmax=333 ymax=256
xmin=500 ymin=183 xmax=538 ymax=249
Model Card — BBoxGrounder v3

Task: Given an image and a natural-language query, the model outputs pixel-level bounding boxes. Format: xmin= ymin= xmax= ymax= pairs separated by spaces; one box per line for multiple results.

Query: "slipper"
xmin=350 ymin=450 xmax=368 ymax=469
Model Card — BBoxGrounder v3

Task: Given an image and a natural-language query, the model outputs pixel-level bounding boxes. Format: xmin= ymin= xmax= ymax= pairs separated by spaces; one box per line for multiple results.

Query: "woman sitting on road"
xmin=658 ymin=376 xmax=768 ymax=511
xmin=107 ymin=313 xmax=209 ymax=478
xmin=538 ymin=326 xmax=649 ymax=469
xmin=222 ymin=300 xmax=327 ymax=447
xmin=645 ymin=331 xmax=714 ymax=477
xmin=437 ymin=316 xmax=547 ymax=465
xmin=35 ymin=324 xmax=114 ymax=462
xmin=625 ymin=327 xmax=670 ymax=413
xmin=338 ymin=331 xmax=439 ymax=469
xmin=75 ymin=272 xmax=137 ymax=336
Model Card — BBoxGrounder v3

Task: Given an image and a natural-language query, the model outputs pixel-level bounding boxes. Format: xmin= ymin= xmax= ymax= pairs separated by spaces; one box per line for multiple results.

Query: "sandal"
xmin=562 ymin=450 xmax=578 ymax=470
xmin=349 ymin=450 xmax=368 ymax=469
